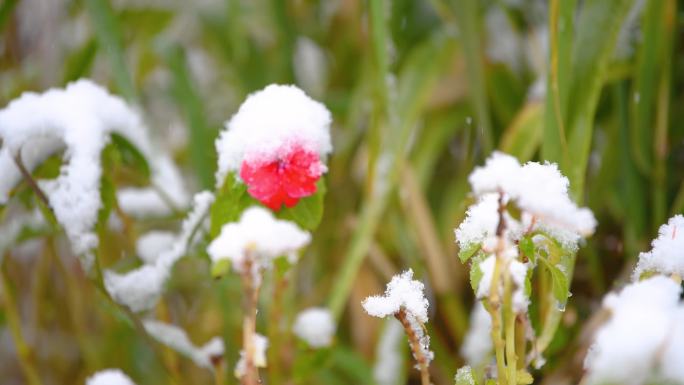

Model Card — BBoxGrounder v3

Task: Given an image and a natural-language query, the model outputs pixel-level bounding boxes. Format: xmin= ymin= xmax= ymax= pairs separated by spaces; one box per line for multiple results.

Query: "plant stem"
xmin=0 ymin=259 xmax=43 ymax=385
xmin=503 ymin=262 xmax=517 ymax=385
xmin=240 ymin=255 xmax=261 ymax=385
xmin=486 ymin=259 xmax=507 ymax=385
xmin=394 ymin=309 xmax=431 ymax=385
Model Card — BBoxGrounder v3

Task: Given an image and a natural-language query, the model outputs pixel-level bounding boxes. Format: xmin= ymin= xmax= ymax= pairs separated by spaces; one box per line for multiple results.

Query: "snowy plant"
xmin=86 ymin=369 xmax=137 ymax=385
xmin=234 ymin=333 xmax=269 ymax=380
xmin=105 ymin=191 xmax=214 ymax=312
xmin=293 ymin=307 xmax=336 ymax=348
xmin=208 ymin=206 xmax=309 ymax=384
xmin=454 ymin=151 xmax=596 ymax=384
xmin=632 ymin=214 xmax=684 ymax=280
xmin=583 ymin=276 xmax=684 ymax=385
xmin=362 ymin=269 xmax=433 ymax=385
xmin=0 ymin=79 xmax=167 ymax=269
xmin=143 ymin=320 xmax=224 ymax=370
xmin=214 ymin=84 xmax=332 ymax=211
xmin=584 ymin=215 xmax=684 ymax=385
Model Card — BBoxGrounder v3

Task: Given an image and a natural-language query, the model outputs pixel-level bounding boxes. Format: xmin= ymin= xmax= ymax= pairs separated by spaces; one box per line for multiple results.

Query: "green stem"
xmin=486 ymin=257 xmax=507 ymax=385
xmin=0 ymin=260 xmax=43 ymax=385
xmin=503 ymin=263 xmax=516 ymax=385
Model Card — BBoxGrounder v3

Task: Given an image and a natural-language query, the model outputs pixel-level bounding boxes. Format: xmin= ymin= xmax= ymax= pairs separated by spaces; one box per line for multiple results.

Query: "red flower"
xmin=240 ymin=144 xmax=325 ymax=210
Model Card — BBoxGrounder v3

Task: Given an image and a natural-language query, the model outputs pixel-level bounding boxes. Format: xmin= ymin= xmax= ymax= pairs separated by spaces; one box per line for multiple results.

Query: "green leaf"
xmin=85 ymin=0 xmax=137 ymax=101
xmin=499 ymin=102 xmax=543 ymax=162
xmin=97 ymin=174 xmax=116 ymax=228
xmin=565 ymin=0 xmax=635 ymax=198
xmin=278 ymin=179 xmax=326 ymax=231
xmin=539 ymin=257 xmax=570 ymax=310
xmin=209 ymin=173 xmax=258 ymax=237
xmin=517 ymin=369 xmax=534 ymax=385
xmin=110 ymin=133 xmax=151 ymax=180
xmin=519 ymin=236 xmax=535 ymax=263
xmin=455 ymin=365 xmax=476 ymax=385
xmin=469 ymin=253 xmax=486 ymax=292
xmin=458 ymin=242 xmax=481 ymax=263
xmin=211 ymin=258 xmax=231 ymax=279
xmin=63 ymin=39 xmax=98 ymax=84
xmin=165 ymin=45 xmax=215 ymax=189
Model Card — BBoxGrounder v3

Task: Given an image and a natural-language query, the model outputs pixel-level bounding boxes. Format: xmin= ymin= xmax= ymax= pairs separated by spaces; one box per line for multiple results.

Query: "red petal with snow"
xmin=240 ymin=145 xmax=324 ymax=211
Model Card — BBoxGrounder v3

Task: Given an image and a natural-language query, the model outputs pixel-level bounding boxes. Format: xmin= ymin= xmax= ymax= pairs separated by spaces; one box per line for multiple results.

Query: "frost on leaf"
xmin=633 ymin=215 xmax=684 ymax=280
xmin=105 ymin=191 xmax=214 ymax=312
xmin=456 ymin=151 xmax=596 ymax=251
xmin=207 ymin=206 xmax=310 ymax=281
xmin=215 ymin=84 xmax=332 ymax=210
xmin=0 ymin=79 xmax=187 ymax=270
xmin=143 ymin=320 xmax=224 ymax=369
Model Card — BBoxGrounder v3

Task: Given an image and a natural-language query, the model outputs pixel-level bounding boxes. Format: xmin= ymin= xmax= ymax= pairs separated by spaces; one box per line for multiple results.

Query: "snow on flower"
xmin=293 ymin=307 xmax=336 ymax=348
xmin=461 ymin=301 xmax=492 ymax=366
xmin=86 ymin=369 xmax=137 ymax=385
xmin=584 ymin=276 xmax=684 ymax=385
xmin=206 ymin=206 xmax=310 ymax=279
xmin=105 ymin=191 xmax=214 ymax=312
xmin=362 ymin=269 xmax=429 ymax=323
xmin=458 ymin=151 xmax=596 ymax=250
xmin=633 ymin=215 xmax=684 ymax=280
xmin=0 ymin=79 xmax=186 ymax=269
xmin=234 ymin=333 xmax=268 ymax=379
xmin=143 ymin=320 xmax=224 ymax=369
xmin=215 ymin=84 xmax=332 ymax=210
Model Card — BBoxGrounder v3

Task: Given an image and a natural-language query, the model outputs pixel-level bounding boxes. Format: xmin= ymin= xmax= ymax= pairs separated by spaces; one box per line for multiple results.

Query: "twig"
xmin=395 ymin=308 xmax=432 ymax=385
xmin=12 ymin=152 xmax=51 ymax=212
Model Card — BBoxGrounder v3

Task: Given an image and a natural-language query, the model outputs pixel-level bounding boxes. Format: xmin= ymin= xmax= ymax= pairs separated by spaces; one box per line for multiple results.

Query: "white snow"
xmin=373 ymin=319 xmax=405 ymax=385
xmin=454 ymin=366 xmax=476 ymax=385
xmin=0 ymin=208 xmax=45 ymax=263
xmin=0 ymin=79 xmax=184 ymax=270
xmin=86 ymin=369 xmax=136 ymax=385
xmin=214 ymin=84 xmax=332 ymax=187
xmin=476 ymin=254 xmax=529 ymax=313
xmin=292 ymin=307 xmax=336 ymax=348
xmin=584 ymin=276 xmax=683 ymax=385
xmin=234 ymin=333 xmax=268 ymax=379
xmin=136 ymin=231 xmax=175 ymax=265
xmin=465 ymin=152 xmax=596 ymax=249
xmin=117 ymin=155 xmax=190 ymax=218
xmin=207 ymin=206 xmax=310 ymax=280
xmin=143 ymin=319 xmax=224 ymax=369
xmin=105 ymin=191 xmax=214 ymax=312
xmin=461 ymin=301 xmax=492 ymax=366
xmin=633 ymin=215 xmax=684 ymax=280
xmin=362 ymin=269 xmax=429 ymax=323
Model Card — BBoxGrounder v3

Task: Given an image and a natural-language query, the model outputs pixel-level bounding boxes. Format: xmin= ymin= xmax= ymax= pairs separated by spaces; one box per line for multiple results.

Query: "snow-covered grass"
xmin=0 ymin=1 xmax=681 ymax=385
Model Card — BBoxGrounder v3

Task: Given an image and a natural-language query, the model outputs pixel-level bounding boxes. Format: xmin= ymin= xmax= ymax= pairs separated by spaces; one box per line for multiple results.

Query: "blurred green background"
xmin=0 ymin=0 xmax=683 ymax=384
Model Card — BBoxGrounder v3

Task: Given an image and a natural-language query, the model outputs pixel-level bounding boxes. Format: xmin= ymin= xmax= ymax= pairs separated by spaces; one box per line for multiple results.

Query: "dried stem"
xmin=394 ymin=308 xmax=431 ymax=385
xmin=241 ymin=254 xmax=261 ymax=385
xmin=12 ymin=152 xmax=52 ymax=212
